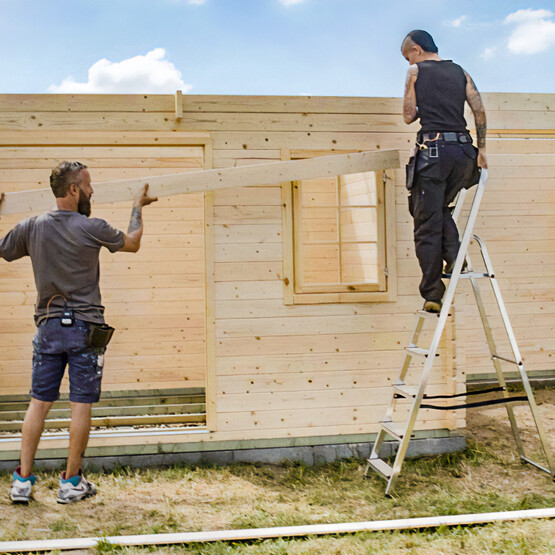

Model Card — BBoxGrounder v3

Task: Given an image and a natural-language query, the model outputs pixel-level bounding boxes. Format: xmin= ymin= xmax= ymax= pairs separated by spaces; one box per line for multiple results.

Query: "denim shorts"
xmin=31 ymin=318 xmax=105 ymax=404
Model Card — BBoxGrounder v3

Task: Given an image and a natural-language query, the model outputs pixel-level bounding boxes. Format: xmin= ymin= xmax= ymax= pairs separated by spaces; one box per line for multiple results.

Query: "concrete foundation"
xmin=0 ymin=435 xmax=466 ymax=472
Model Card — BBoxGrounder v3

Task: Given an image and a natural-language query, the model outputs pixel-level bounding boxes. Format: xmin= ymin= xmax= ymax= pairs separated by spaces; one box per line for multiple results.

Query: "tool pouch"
xmin=462 ymin=144 xmax=481 ymax=189
xmin=86 ymin=323 xmax=115 ymax=348
xmin=405 ymin=155 xmax=416 ymax=190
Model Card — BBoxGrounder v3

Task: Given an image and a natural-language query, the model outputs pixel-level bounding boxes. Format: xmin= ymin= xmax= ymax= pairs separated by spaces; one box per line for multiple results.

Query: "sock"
xmin=62 ymin=473 xmax=81 ymax=486
xmin=13 ymin=466 xmax=36 ymax=485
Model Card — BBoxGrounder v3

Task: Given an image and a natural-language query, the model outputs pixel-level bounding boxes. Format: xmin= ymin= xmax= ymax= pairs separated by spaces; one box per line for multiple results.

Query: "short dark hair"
xmin=50 ymin=161 xmax=88 ymax=198
xmin=405 ymin=30 xmax=438 ymax=53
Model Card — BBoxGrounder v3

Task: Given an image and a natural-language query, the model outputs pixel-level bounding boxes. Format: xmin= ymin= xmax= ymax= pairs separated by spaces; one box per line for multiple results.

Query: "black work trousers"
xmin=408 ymin=140 xmax=479 ymax=302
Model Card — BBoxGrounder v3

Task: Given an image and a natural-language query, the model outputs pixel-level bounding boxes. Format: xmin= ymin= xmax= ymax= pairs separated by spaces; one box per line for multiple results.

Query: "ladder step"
xmin=406 ymin=345 xmax=438 ymax=358
xmin=380 ymin=421 xmax=406 ymax=441
xmin=416 ymin=309 xmax=440 ymax=320
xmin=393 ymin=384 xmax=418 ymax=398
xmin=447 ymin=272 xmax=490 ymax=279
xmin=366 ymin=457 xmax=393 ymax=479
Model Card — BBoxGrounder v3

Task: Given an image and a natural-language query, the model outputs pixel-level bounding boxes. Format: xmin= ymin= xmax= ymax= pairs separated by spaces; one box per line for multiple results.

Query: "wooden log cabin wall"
xmin=0 ymin=92 xmax=552 ymax=462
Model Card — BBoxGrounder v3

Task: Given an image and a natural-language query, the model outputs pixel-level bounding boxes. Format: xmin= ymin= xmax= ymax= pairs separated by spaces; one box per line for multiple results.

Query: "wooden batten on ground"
xmin=0 ymin=92 xmax=553 ymax=463
xmin=2 ymin=507 xmax=553 ymax=553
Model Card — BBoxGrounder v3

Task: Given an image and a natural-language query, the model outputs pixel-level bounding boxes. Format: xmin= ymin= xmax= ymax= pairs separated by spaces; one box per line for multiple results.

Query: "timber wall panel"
xmin=0 ymin=92 xmax=552 ymax=452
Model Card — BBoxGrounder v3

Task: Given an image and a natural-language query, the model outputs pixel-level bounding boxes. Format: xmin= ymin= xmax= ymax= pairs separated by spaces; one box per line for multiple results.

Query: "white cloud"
xmin=504 ymin=8 xmax=555 ymax=54
xmin=188 ymin=0 xmax=206 ymax=4
xmin=446 ymin=15 xmax=467 ymax=27
xmin=49 ymin=48 xmax=191 ymax=94
xmin=279 ymin=0 xmax=305 ymax=6
xmin=480 ymin=46 xmax=497 ymax=60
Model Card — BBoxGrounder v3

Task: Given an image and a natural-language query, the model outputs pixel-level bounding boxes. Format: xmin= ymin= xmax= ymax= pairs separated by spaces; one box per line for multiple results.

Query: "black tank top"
xmin=415 ymin=60 xmax=468 ymax=133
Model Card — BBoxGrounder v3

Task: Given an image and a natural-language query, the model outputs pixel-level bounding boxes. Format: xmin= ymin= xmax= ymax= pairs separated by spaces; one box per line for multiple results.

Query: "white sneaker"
xmin=57 ymin=471 xmax=97 ymax=504
xmin=10 ymin=466 xmax=36 ymax=504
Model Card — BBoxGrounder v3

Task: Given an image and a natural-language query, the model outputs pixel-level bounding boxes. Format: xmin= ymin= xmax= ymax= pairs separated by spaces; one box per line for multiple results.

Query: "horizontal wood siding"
xmin=0 ymin=92 xmax=551 ymax=453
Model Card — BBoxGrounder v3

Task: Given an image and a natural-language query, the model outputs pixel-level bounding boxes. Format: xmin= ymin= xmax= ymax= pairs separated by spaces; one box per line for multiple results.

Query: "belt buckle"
xmin=443 ymin=132 xmax=457 ymax=142
xmin=429 ymin=146 xmax=439 ymax=158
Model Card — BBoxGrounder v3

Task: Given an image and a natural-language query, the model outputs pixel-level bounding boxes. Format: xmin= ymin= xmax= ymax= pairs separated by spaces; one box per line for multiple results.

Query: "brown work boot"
xmin=444 ymin=258 xmax=468 ymax=275
xmin=423 ymin=300 xmax=442 ymax=313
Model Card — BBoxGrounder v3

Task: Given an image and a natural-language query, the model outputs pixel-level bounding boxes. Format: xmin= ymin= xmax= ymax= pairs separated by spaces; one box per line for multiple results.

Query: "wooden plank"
xmin=0 ymin=403 xmax=206 ymax=421
xmin=0 ymin=507 xmax=549 ymax=552
xmin=214 ymin=205 xmax=282 ymax=225
xmin=0 ymin=150 xmax=400 ymax=216
xmin=214 ymin=224 xmax=282 ymax=244
xmin=0 ymin=146 xmax=204 ymax=159
xmin=1 ymin=92 xmax=552 ymax=113
xmin=217 ymin=405 xmax=447 ymax=432
xmin=214 ymin=261 xmax=282 ymax=282
xmin=0 ymin=413 xmax=206 ymax=432
xmin=0 ymin=94 xmax=404 ymax=114
xmin=0 ymin=393 xmax=205 ymax=411
xmin=204 ymin=187 xmax=217 ymax=431
xmin=217 ymin=368 xmax=447 ymax=393
xmin=214 ymin=186 xmax=280 ymax=206
xmin=217 ymin=330 xmax=438 ymax=357
xmin=214 ymin=243 xmax=282 ymax=263
xmin=0 ymin=157 xmax=203 ymax=170
xmin=1 ymin=109 xmax=553 ymax=134
xmin=217 ymin=386 xmax=452 ymax=413
xmin=214 ymin=295 xmax=423 ymax=319
xmin=216 ymin=313 xmax=416 ymax=338
xmin=0 ymin=130 xmax=211 ymax=146
xmin=175 ymin=90 xmax=183 ymax=119
xmin=481 ymin=92 xmax=555 ymax=111
xmin=0 ymin=111 xmax=418 ymax=133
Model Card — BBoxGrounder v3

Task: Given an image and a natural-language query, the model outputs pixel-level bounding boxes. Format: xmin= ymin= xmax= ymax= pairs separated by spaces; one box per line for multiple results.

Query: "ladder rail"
xmin=467 ymin=270 xmax=526 ymax=457
xmin=372 ymin=173 xmax=489 ymax=493
xmin=451 ymin=187 xmax=468 ymax=225
xmin=366 ymin=167 xmax=555 ymax=493
xmin=475 ymin=235 xmax=555 ymax=475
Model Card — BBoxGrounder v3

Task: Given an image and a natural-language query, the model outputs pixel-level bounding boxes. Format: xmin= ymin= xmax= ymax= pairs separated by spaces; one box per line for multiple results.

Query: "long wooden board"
xmin=0 ymin=150 xmax=399 ymax=216
xmin=1 ymin=507 xmax=552 ymax=553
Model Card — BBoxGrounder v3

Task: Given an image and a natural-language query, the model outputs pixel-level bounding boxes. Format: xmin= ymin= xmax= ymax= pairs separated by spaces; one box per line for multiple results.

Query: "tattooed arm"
xmin=403 ymin=65 xmax=419 ymax=124
xmin=465 ymin=70 xmax=488 ymax=169
xmin=119 ymin=184 xmax=158 ymax=252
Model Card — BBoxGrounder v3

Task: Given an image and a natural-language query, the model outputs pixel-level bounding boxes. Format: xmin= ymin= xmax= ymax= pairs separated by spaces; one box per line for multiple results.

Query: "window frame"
xmin=281 ymin=149 xmax=397 ymax=305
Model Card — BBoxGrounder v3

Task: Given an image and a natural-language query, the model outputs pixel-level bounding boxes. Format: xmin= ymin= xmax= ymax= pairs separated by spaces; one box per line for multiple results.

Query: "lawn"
xmin=0 ymin=390 xmax=553 ymax=554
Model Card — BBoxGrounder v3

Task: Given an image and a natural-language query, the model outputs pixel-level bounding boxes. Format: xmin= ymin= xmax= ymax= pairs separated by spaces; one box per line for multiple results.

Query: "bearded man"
xmin=1 ymin=161 xmax=157 ymax=504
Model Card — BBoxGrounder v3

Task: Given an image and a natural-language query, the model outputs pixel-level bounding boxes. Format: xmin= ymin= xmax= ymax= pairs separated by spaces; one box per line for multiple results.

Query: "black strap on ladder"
xmin=395 ymin=386 xmax=528 ymax=411
xmin=421 ymin=396 xmax=529 ymax=411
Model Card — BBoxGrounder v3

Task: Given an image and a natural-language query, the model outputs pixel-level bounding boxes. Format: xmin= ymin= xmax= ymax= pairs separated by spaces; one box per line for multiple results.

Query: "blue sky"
xmin=1 ymin=0 xmax=554 ymax=96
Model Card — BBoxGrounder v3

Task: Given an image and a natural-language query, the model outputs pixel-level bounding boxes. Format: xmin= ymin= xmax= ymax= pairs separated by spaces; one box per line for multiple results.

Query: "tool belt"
xmin=417 ymin=131 xmax=472 ymax=144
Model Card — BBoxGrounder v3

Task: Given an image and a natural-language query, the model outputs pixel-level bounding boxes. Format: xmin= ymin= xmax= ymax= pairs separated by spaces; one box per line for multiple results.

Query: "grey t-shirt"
xmin=0 ymin=210 xmax=125 ymax=324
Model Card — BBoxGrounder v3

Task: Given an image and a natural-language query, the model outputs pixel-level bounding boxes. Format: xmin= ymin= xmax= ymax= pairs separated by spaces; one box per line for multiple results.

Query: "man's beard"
xmin=77 ymin=188 xmax=91 ymax=217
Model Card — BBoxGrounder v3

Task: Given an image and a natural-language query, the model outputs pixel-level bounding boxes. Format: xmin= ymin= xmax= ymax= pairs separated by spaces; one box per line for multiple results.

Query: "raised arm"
xmin=403 ymin=65 xmax=419 ymax=124
xmin=464 ymin=70 xmax=488 ymax=168
xmin=119 ymin=184 xmax=158 ymax=253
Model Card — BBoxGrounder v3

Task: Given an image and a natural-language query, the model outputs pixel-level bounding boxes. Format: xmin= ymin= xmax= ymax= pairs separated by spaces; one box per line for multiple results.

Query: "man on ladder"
xmin=402 ymin=29 xmax=487 ymax=313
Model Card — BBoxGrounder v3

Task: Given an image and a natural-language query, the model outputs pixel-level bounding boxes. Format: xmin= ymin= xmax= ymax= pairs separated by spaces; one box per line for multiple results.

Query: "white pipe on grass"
xmin=0 ymin=507 xmax=553 ymax=553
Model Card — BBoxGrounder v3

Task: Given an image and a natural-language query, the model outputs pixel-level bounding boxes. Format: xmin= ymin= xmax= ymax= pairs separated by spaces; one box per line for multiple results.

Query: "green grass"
xmin=1 ymin=426 xmax=554 ymax=553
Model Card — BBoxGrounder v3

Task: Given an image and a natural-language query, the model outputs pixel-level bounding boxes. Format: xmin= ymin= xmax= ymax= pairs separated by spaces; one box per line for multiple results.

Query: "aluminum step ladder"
xmin=365 ymin=169 xmax=555 ymax=495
